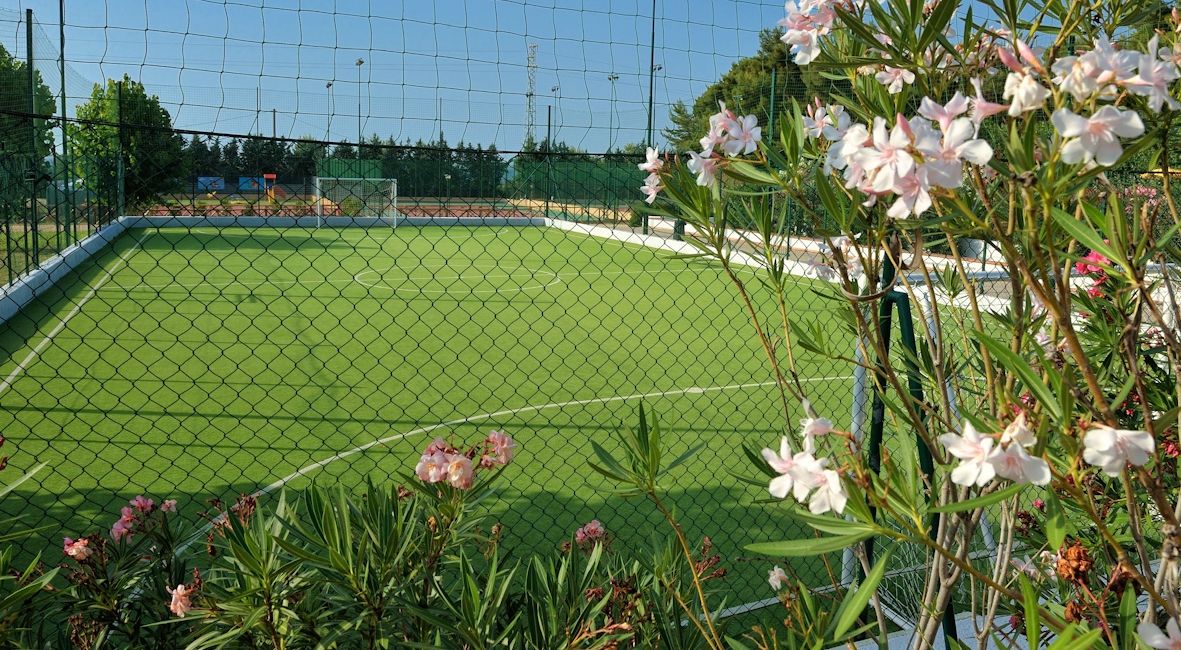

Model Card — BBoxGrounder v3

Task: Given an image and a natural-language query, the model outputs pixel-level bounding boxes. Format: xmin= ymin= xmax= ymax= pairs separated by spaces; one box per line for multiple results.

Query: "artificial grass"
xmin=0 ymin=224 xmax=857 ymax=605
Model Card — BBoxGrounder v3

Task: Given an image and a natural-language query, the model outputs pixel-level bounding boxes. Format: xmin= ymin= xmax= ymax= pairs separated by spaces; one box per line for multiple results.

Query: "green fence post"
xmin=544 ymin=105 xmax=552 ymax=220
xmin=59 ymin=0 xmax=73 ymax=247
xmin=26 ymin=9 xmax=40 ymax=269
xmin=116 ymin=80 xmax=125 ymax=219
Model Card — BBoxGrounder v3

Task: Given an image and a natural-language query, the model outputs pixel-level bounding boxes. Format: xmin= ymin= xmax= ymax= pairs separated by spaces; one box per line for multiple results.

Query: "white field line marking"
xmin=114 ymin=264 xmax=703 ymax=294
xmin=0 ymin=231 xmax=151 ymax=398
xmin=261 ymin=377 xmax=851 ymax=495
xmin=175 ymin=374 xmax=852 ymax=554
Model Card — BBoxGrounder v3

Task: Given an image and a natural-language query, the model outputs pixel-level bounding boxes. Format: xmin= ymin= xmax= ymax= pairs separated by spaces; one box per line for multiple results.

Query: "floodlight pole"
xmin=59 ymin=0 xmax=74 ymax=247
xmin=645 ymin=0 xmax=656 ymax=149
xmin=644 ymin=0 xmax=657 ymax=236
xmin=607 ymin=74 xmax=619 ymax=152
xmin=355 ymin=58 xmax=364 ymax=160
xmin=326 ymin=81 xmax=334 ymax=140
xmin=26 ymin=9 xmax=38 ymax=266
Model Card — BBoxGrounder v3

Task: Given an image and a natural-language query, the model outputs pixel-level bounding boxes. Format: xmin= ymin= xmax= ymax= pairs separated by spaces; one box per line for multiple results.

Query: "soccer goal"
xmin=313 ymin=177 xmax=399 ymax=228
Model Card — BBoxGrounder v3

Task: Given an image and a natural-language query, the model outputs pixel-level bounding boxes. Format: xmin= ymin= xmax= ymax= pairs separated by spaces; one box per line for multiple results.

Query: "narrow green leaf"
xmin=745 ymin=530 xmax=874 ymax=557
xmin=978 ymin=332 xmax=1061 ymax=419
xmin=725 ymin=160 xmax=780 ymax=186
xmin=1050 ymin=208 xmax=1121 ymax=265
xmin=1044 ymin=491 xmax=1066 ymax=551
xmin=787 ymin=508 xmax=877 ymax=536
xmin=1118 ymin=586 xmax=1138 ymax=650
xmin=833 ymin=544 xmax=895 ymax=639
xmin=1019 ymin=574 xmax=1040 ymax=645
xmin=929 ymin=482 xmax=1024 ymax=513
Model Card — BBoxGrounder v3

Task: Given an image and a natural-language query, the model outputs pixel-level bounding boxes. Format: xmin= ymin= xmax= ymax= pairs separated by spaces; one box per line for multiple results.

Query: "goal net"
xmin=313 ymin=177 xmax=399 ymax=226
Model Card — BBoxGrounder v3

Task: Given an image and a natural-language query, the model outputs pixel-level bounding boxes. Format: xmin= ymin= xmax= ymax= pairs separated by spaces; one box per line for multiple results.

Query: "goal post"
xmin=313 ymin=176 xmax=399 ymax=228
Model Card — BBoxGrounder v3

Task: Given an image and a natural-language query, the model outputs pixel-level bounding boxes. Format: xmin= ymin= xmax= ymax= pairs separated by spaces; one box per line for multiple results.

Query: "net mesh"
xmin=315 ymin=177 xmax=397 ymax=219
xmin=0 ymin=0 xmax=1168 ymax=623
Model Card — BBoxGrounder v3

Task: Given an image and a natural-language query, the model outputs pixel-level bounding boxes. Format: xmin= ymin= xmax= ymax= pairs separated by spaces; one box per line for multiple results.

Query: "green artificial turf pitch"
xmin=0 ymin=224 xmax=856 ymax=603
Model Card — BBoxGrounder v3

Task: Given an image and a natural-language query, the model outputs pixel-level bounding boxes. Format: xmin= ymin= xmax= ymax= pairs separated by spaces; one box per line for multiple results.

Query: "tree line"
xmin=182 ymin=134 xmax=511 ymax=199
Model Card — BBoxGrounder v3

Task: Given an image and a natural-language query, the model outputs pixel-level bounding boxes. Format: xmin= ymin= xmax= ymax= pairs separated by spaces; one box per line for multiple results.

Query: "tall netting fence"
xmin=2 ymin=0 xmax=1169 ymax=619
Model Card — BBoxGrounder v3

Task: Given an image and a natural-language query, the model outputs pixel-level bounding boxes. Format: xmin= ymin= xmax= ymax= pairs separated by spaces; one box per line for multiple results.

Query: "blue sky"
xmin=2 ymin=0 xmax=785 ymax=153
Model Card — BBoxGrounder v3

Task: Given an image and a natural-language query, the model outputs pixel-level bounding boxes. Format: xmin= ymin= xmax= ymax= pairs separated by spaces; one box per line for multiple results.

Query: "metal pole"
xmin=26 ymin=9 xmax=39 ymax=267
xmin=544 ymin=105 xmax=552 ymax=220
xmin=644 ymin=0 xmax=656 ymax=236
xmin=272 ymin=108 xmax=276 ymax=138
xmin=356 ymin=58 xmax=364 ymax=160
xmin=59 ymin=0 xmax=74 ymax=247
xmin=115 ymin=80 xmax=125 ymax=219
xmin=326 ymin=81 xmax=333 ymax=140
xmin=645 ymin=0 xmax=656 ymax=149
xmin=769 ymin=67 xmax=777 ymax=137
xmin=607 ymin=74 xmax=619 ymax=151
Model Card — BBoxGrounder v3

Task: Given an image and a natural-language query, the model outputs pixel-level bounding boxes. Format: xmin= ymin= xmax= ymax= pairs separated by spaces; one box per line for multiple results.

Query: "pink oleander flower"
xmin=445 ymin=453 xmax=474 ymax=489
xmin=687 ymin=147 xmax=719 ymax=187
xmin=1086 ymin=276 xmax=1106 ymax=298
xmin=875 ymin=66 xmax=915 ymax=94
xmin=800 ymin=417 xmax=834 ymax=454
xmin=853 ymin=115 xmax=915 ymax=195
xmin=161 ymin=499 xmax=178 ymax=513
xmin=1052 ymin=106 xmax=1145 ymax=167
xmin=63 ymin=537 xmax=93 ymax=560
xmin=768 ymin=565 xmax=788 ymax=591
xmin=969 ymin=77 xmax=1009 ymax=128
xmin=574 ymin=519 xmax=606 ymax=546
xmin=637 ymin=146 xmax=663 ymax=174
xmin=1014 ymin=38 xmax=1045 ymax=75
xmin=1082 ymin=424 xmax=1154 ymax=476
xmin=424 ymin=437 xmax=451 ymax=455
xmin=988 ymin=443 xmax=1051 ymax=485
xmin=917 ymin=93 xmax=969 ymax=133
xmin=779 ymin=0 xmax=836 ymax=65
xmin=130 ymin=495 xmax=155 ymax=513
xmin=167 ymin=584 xmax=193 ymax=617
xmin=939 ymin=422 xmax=997 ymax=487
xmin=913 ymin=116 xmax=993 ymax=194
xmin=1125 ymin=36 xmax=1181 ymax=112
xmin=1051 ymin=55 xmax=1099 ymax=101
xmin=485 ymin=430 xmax=517 ymax=465
xmin=1085 ymin=36 xmax=1140 ymax=93
xmin=885 ymin=164 xmax=932 ymax=219
xmin=641 ymin=173 xmax=662 ymax=205
xmin=804 ymin=467 xmax=848 ymax=514
xmin=803 ymin=101 xmax=850 ymax=140
xmin=1074 ymin=249 xmax=1110 ymax=274
xmin=999 ymin=413 xmax=1035 ymax=448
xmin=761 ymin=436 xmax=811 ymax=500
xmin=701 ymin=102 xmax=736 ymax=150
xmin=723 ymin=114 xmax=762 ymax=156
xmin=415 ymin=450 xmax=450 ymax=483
xmin=1138 ymin=619 xmax=1181 ymax=650
xmin=1003 ymin=71 xmax=1050 ymax=115
xmin=111 ymin=518 xmax=132 ymax=543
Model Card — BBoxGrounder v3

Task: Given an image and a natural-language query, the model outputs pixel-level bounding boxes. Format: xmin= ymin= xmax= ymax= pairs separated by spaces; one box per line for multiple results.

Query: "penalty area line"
xmin=175 ymin=374 xmax=852 ymax=553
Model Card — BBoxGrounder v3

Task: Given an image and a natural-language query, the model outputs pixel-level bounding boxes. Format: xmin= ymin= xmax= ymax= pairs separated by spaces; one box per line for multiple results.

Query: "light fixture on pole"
xmin=550 ymin=85 xmax=560 ymax=140
xmin=325 ymin=81 xmax=334 ymax=140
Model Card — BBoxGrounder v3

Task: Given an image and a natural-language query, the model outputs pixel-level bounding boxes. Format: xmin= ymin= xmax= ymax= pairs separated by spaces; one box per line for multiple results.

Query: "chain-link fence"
xmin=0 ymin=1 xmax=864 ymax=609
xmin=7 ymin=0 xmax=1165 ymax=613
